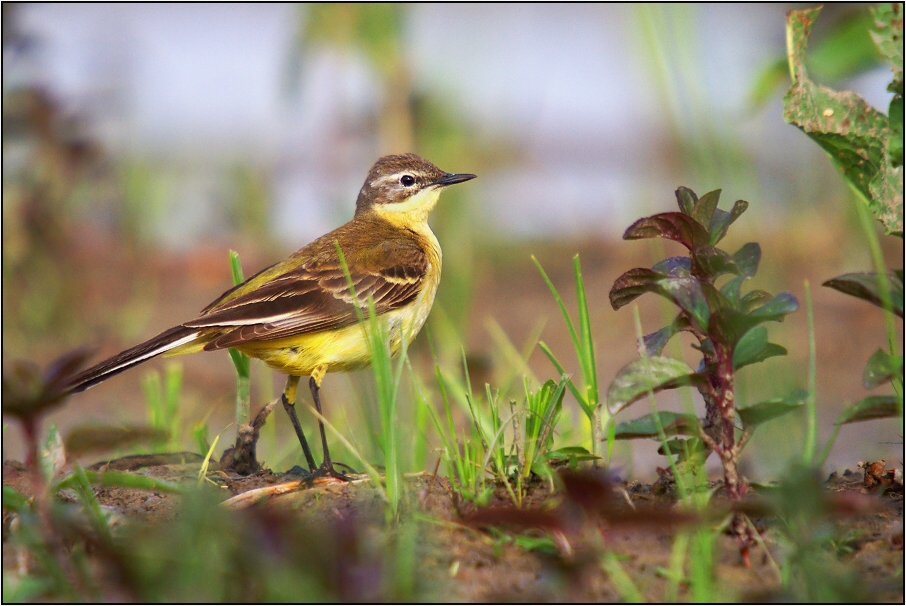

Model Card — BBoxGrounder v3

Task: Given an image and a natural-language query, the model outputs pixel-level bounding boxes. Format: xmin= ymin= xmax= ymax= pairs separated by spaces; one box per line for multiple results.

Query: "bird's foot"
xmin=311 ymin=460 xmax=357 ymax=482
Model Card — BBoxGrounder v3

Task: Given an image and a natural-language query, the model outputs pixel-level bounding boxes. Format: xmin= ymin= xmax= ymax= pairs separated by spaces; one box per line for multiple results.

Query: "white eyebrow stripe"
xmin=371 ymin=172 xmax=417 ymax=188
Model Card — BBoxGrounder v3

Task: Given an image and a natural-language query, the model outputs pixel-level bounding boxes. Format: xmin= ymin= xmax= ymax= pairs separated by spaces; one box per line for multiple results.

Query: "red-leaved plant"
xmin=607 ymin=187 xmax=799 ymax=549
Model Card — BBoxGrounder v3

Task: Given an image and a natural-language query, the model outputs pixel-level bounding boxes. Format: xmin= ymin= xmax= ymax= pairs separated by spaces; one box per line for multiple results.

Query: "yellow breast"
xmin=239 ymin=225 xmax=442 ymax=377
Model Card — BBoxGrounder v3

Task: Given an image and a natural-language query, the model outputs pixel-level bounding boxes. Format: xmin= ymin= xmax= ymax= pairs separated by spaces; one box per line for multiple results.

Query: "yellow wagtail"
xmin=66 ymin=153 xmax=476 ymax=478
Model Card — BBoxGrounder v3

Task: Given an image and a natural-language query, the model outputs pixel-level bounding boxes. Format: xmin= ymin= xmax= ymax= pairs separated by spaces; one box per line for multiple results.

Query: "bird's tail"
xmin=66 ymin=326 xmax=201 ymax=394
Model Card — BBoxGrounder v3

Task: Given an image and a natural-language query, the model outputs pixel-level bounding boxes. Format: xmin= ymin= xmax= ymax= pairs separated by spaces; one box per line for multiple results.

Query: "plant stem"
xmin=802 ymin=280 xmax=817 ymax=466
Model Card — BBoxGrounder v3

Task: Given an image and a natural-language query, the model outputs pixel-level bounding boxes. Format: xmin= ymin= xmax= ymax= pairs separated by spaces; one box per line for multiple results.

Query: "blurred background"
xmin=3 ymin=4 xmax=902 ymax=478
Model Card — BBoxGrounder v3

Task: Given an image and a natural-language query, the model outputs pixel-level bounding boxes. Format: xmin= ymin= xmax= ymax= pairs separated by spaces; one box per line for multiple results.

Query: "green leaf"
xmin=750 ymin=10 xmax=883 ymax=108
xmin=651 ymin=256 xmax=692 ymax=277
xmin=733 ymin=326 xmax=788 ymax=370
xmin=869 ymin=4 xmax=903 ymax=86
xmin=863 ymin=349 xmax=903 ymax=389
xmin=657 ymin=437 xmax=707 ymax=463
xmin=658 ymin=277 xmax=711 ymax=331
xmin=822 ymin=272 xmax=904 ymax=317
xmin=609 ymin=267 xmax=662 ymax=310
xmin=733 ymin=242 xmax=761 ymax=278
xmin=836 ymin=395 xmax=902 ymax=424
xmin=784 ymin=6 xmax=903 ymax=235
xmin=709 ymin=292 xmax=797 ymax=350
xmin=622 ymin=212 xmax=710 ymax=250
xmin=606 ymin=356 xmax=704 ymax=415
xmin=612 ymin=412 xmax=700 ymax=440
xmin=691 ymin=189 xmax=721 ymax=230
xmin=721 ymin=275 xmax=747 ymax=307
xmin=739 ymin=290 xmax=774 ymax=313
xmin=643 ymin=315 xmax=692 ymax=357
xmin=692 ymin=245 xmax=738 ymax=280
xmin=709 ymin=199 xmax=749 ymax=245
xmin=889 ymin=94 xmax=904 ymax=167
xmin=738 ymin=390 xmax=808 ymax=429
xmin=749 ymin=292 xmax=799 ymax=320
xmin=675 ymin=186 xmax=697 ymax=216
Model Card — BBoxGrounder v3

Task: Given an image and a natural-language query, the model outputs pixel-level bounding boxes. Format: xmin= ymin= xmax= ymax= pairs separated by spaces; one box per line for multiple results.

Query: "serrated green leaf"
xmin=733 ymin=326 xmax=788 ymax=370
xmin=836 ymin=394 xmax=902 ymax=424
xmin=606 ymin=356 xmax=704 ymax=415
xmin=784 ymin=6 xmax=903 ymax=235
xmin=823 ymin=272 xmax=904 ymax=317
xmin=869 ymin=3 xmax=903 ymax=85
xmin=863 ymin=349 xmax=903 ymax=389
xmin=738 ymin=390 xmax=808 ymax=429
xmin=612 ymin=412 xmax=700 ymax=440
xmin=750 ymin=10 xmax=882 ymax=108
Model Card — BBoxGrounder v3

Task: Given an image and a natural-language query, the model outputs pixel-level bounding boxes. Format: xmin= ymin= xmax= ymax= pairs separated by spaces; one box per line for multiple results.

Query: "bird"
xmin=65 ymin=153 xmax=476 ymax=479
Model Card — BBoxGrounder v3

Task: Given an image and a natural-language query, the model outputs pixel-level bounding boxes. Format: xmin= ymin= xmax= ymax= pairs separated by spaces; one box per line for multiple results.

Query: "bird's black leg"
xmin=309 ymin=375 xmax=356 ymax=480
xmin=281 ymin=375 xmax=317 ymax=473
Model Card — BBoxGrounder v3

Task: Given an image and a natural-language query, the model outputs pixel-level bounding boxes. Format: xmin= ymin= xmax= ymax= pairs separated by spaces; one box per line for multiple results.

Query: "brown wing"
xmin=184 ymin=236 xmax=428 ymax=350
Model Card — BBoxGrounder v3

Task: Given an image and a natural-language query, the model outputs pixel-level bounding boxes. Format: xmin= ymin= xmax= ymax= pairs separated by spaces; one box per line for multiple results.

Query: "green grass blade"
xmin=227 ymin=250 xmax=251 ymax=426
xmin=802 ymin=280 xmax=818 ymax=466
xmin=532 ymin=255 xmax=582 ymax=356
xmin=573 ymin=255 xmax=599 ymax=405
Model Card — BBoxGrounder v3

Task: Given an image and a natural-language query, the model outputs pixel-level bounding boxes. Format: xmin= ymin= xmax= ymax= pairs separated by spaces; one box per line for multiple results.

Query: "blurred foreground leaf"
xmin=64 ymin=426 xmax=170 ymax=458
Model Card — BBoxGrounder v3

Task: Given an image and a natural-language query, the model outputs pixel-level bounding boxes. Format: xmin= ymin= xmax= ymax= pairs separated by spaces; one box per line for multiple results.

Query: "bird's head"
xmin=355 ymin=153 xmax=476 ymax=224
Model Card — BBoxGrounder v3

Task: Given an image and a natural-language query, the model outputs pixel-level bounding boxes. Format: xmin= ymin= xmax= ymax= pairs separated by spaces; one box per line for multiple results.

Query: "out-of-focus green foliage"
xmin=783 ymin=5 xmax=903 ymax=236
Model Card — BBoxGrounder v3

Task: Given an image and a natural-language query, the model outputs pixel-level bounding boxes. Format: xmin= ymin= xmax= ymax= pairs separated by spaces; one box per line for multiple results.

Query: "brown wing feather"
xmin=185 ymin=228 xmax=429 ymax=350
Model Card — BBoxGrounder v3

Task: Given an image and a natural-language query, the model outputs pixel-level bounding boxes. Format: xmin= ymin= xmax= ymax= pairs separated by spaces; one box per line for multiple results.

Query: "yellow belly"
xmin=234 ymin=266 xmax=439 ymax=377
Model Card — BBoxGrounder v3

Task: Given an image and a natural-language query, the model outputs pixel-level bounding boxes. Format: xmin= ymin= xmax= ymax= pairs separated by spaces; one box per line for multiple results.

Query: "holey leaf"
xmin=612 ymin=412 xmax=700 ymax=440
xmin=784 ymin=6 xmax=903 ymax=235
xmin=606 ymin=356 xmax=704 ymax=415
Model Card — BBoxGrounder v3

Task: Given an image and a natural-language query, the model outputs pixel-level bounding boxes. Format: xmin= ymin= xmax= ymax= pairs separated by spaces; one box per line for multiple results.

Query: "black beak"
xmin=433 ymin=172 xmax=477 ymax=187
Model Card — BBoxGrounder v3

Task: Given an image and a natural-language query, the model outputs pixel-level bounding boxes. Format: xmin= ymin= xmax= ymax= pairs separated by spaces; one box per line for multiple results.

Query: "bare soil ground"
xmin=3 ymin=456 xmax=902 ymax=602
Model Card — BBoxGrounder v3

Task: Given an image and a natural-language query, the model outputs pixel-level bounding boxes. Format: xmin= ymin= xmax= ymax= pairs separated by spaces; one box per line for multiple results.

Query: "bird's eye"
xmin=400 ymin=175 xmax=416 ymax=187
